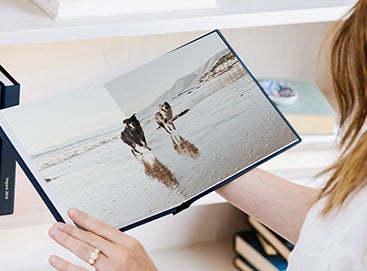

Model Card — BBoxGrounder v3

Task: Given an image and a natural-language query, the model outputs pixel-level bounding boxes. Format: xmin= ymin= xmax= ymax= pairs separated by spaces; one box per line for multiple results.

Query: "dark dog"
xmin=155 ymin=101 xmax=175 ymax=134
xmin=121 ymin=114 xmax=151 ymax=155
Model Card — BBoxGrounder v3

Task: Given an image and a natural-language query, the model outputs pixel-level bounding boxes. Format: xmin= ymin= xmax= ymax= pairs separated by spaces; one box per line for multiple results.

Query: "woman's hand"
xmin=48 ymin=208 xmax=158 ymax=271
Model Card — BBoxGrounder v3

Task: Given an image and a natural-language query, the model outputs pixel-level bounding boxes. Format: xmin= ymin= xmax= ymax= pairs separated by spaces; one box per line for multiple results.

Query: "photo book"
xmin=0 ymin=30 xmax=300 ymax=230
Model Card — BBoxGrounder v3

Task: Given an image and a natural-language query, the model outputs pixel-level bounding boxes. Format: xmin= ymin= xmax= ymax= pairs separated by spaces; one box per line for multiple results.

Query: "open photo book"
xmin=0 ymin=30 xmax=300 ymax=231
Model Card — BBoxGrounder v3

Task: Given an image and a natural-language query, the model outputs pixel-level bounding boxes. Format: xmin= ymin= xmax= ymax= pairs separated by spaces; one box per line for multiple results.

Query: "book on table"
xmin=0 ymin=65 xmax=20 ymax=216
xmin=261 ymin=79 xmax=336 ymax=135
xmin=0 ymin=30 xmax=300 ymax=231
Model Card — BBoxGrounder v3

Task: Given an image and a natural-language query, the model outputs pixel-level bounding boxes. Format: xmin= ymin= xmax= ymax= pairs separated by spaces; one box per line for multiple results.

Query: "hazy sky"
xmin=105 ymin=31 xmax=229 ymax=116
xmin=2 ymin=86 xmax=123 ymax=154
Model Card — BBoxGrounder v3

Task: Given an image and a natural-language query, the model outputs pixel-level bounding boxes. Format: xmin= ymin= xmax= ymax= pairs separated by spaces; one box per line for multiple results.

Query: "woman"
xmin=48 ymin=1 xmax=367 ymax=270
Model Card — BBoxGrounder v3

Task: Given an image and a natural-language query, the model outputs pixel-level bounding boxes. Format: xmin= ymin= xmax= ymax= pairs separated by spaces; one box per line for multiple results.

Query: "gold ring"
xmin=88 ymin=248 xmax=100 ymax=265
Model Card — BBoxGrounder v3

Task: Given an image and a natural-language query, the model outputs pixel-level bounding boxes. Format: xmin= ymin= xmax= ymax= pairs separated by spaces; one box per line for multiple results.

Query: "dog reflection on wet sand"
xmin=135 ymin=150 xmax=179 ymax=187
xmin=120 ymin=114 xmax=177 ymax=188
xmin=170 ymin=133 xmax=199 ymax=158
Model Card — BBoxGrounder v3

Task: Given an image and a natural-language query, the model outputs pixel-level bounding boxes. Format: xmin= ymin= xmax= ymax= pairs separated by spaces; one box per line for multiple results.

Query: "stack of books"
xmin=232 ymin=216 xmax=294 ymax=271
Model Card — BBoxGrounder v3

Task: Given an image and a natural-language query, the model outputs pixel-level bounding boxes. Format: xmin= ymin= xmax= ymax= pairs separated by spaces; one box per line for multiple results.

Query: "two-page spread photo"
xmin=0 ymin=30 xmax=301 ymax=230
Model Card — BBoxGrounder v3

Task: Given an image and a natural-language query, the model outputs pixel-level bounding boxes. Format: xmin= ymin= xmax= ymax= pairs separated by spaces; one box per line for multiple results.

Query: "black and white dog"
xmin=155 ymin=101 xmax=176 ymax=134
xmin=121 ymin=114 xmax=151 ymax=155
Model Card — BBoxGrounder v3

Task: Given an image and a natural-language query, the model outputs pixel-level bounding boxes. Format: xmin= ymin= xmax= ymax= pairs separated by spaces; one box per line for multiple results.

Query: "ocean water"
xmin=31 ymin=63 xmax=298 ymax=228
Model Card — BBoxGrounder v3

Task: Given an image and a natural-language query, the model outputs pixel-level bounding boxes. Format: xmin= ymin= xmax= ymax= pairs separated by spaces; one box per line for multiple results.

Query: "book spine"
xmin=0 ymin=83 xmax=5 ymax=215
xmin=0 ymin=140 xmax=16 ymax=215
xmin=0 ymin=66 xmax=20 ymax=215
xmin=233 ymin=255 xmax=258 ymax=271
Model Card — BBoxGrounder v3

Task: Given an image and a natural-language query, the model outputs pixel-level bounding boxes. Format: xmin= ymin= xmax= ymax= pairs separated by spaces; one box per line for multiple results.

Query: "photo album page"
xmin=0 ymin=30 xmax=300 ymax=230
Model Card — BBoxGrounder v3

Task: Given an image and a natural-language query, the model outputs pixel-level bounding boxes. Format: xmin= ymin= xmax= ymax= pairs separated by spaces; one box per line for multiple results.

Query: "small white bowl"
xmin=260 ymin=80 xmax=299 ymax=106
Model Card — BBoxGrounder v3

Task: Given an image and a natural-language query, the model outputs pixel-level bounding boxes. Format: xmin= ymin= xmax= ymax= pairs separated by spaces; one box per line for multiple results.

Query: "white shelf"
xmin=0 ymin=0 xmax=356 ymax=45
xmin=151 ymin=241 xmax=237 ymax=271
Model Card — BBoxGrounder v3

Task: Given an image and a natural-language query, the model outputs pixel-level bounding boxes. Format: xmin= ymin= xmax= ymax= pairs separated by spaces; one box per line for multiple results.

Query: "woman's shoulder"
xmin=287 ymin=184 xmax=367 ymax=271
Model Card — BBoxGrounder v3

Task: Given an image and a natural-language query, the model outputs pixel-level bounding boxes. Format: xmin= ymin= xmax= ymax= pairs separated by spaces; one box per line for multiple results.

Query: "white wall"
xmin=0 ymin=22 xmax=331 ymax=103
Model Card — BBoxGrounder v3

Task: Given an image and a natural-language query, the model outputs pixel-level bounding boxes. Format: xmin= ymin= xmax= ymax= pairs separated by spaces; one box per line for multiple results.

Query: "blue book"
xmin=0 ymin=65 xmax=20 ymax=215
xmin=233 ymin=229 xmax=288 ymax=271
xmin=261 ymin=79 xmax=336 ymax=135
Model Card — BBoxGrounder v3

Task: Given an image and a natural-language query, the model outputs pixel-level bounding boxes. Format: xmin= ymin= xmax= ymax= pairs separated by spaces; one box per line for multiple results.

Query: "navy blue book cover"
xmin=0 ymin=65 xmax=20 ymax=215
xmin=0 ymin=31 xmax=300 ymax=229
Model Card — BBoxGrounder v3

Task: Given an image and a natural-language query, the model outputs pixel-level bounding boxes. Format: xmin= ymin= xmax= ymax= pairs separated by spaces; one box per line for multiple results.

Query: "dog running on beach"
xmin=120 ymin=114 xmax=151 ymax=155
xmin=155 ymin=101 xmax=176 ymax=134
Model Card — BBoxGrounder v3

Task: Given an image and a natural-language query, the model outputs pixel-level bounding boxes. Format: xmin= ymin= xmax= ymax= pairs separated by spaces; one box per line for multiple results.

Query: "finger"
xmin=49 ymin=224 xmax=109 ymax=268
xmin=67 ymin=208 xmax=128 ymax=244
xmin=52 ymin=222 xmax=116 ymax=257
xmin=48 ymin=255 xmax=87 ymax=271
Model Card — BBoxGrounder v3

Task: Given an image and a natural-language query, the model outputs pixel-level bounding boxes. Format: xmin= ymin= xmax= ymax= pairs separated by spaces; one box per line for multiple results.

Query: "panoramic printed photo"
xmin=1 ymin=32 xmax=299 ymax=229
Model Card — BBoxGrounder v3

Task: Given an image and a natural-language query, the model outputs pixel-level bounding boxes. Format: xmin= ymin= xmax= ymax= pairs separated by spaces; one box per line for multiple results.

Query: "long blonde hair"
xmin=318 ymin=0 xmax=367 ymax=214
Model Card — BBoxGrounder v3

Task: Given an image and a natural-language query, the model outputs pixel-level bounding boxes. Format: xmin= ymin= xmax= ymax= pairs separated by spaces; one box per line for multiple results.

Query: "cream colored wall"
xmin=0 ymin=22 xmax=331 ymax=103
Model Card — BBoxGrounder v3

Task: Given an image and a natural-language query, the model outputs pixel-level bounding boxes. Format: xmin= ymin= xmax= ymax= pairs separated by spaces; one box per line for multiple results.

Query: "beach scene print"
xmin=1 ymin=32 xmax=299 ymax=229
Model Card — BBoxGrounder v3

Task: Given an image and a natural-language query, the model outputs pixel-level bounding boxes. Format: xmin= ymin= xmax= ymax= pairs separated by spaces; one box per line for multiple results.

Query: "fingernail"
xmin=68 ymin=208 xmax=79 ymax=217
xmin=48 ymin=255 xmax=59 ymax=267
xmin=48 ymin=226 xmax=57 ymax=238
xmin=53 ymin=222 xmax=65 ymax=230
